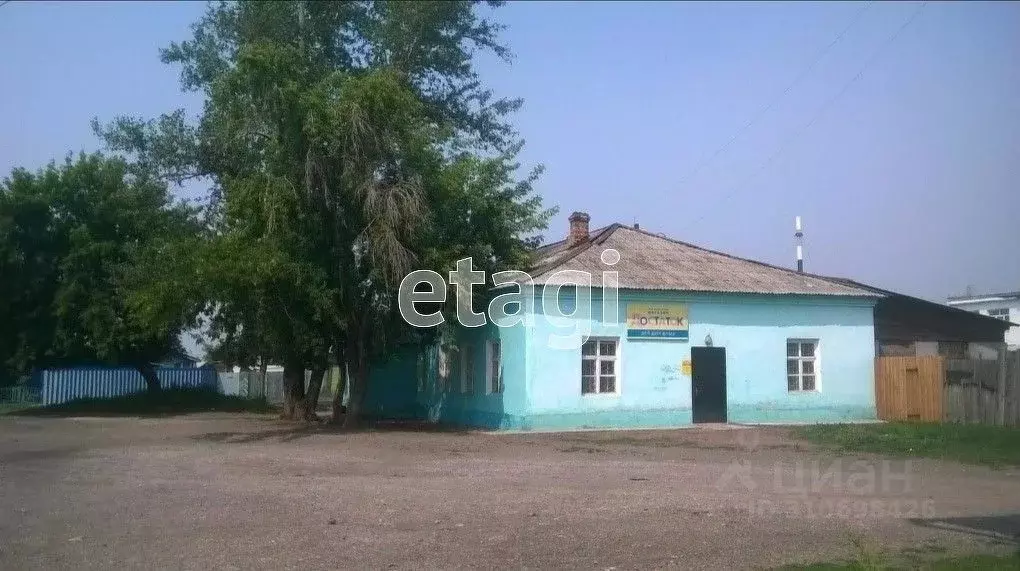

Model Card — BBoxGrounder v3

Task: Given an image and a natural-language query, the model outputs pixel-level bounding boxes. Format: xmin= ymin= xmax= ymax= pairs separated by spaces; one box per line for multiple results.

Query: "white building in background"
xmin=947 ymin=290 xmax=1020 ymax=349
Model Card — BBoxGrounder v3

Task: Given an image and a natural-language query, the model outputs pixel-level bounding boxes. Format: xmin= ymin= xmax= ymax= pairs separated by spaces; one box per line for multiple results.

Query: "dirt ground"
xmin=1 ymin=415 xmax=1018 ymax=570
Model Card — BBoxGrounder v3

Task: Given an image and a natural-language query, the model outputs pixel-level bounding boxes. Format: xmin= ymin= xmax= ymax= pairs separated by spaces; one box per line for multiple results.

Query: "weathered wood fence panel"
xmin=943 ymin=350 xmax=1019 ymax=426
xmin=876 ymin=351 xmax=1020 ymax=426
xmin=1008 ymin=351 xmax=1020 ymax=426
xmin=875 ymin=356 xmax=944 ymax=421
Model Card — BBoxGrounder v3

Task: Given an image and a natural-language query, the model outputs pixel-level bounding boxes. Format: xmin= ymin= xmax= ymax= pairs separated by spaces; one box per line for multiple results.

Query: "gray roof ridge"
xmin=533 ymin=222 xmax=873 ymax=294
xmin=534 ymin=223 xmax=617 ymax=254
xmin=528 ymin=223 xmax=623 ymax=279
xmin=621 ymin=224 xmax=861 ymax=287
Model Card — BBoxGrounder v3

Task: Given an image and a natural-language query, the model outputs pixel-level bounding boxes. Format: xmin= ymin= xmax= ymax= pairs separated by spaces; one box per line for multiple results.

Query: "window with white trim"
xmin=987 ymin=308 xmax=1010 ymax=321
xmin=486 ymin=340 xmax=502 ymax=394
xmin=460 ymin=346 xmax=475 ymax=395
xmin=787 ymin=340 xmax=818 ymax=392
xmin=582 ymin=338 xmax=618 ymax=394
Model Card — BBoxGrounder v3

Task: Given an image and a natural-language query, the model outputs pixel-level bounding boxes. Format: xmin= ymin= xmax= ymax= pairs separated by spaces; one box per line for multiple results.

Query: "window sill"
xmin=581 ymin=392 xmax=620 ymax=398
xmin=787 ymin=390 xmax=821 ymax=394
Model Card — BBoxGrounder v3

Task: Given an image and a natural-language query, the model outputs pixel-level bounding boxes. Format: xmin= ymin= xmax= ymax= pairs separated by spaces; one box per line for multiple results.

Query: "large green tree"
xmin=0 ymin=154 xmax=202 ymax=390
xmin=0 ymin=173 xmax=62 ymax=385
xmin=97 ymin=0 xmax=554 ymax=424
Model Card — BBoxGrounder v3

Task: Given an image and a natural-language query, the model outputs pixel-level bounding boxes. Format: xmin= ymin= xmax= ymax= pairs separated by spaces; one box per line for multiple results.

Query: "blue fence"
xmin=40 ymin=367 xmax=217 ymax=406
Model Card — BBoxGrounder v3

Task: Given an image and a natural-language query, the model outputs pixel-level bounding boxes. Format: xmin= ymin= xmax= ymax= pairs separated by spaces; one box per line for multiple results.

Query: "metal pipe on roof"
xmin=795 ymin=216 xmax=804 ymax=273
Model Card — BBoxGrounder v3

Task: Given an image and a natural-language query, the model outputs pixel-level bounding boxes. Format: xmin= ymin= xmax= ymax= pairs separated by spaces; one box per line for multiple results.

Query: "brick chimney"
xmin=567 ymin=211 xmax=590 ymax=248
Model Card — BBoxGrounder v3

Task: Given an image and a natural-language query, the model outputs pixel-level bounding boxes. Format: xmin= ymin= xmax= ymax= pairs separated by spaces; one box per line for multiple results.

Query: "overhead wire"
xmin=666 ymin=1 xmax=876 ymax=197
xmin=681 ymin=2 xmax=929 ymax=232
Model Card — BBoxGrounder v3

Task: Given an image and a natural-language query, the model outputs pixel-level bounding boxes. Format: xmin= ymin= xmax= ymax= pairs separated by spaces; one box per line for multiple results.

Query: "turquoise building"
xmin=364 ymin=213 xmax=881 ymax=430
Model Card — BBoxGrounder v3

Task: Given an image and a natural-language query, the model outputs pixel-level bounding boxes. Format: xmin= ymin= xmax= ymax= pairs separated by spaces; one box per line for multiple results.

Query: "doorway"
xmin=691 ymin=346 xmax=727 ymax=423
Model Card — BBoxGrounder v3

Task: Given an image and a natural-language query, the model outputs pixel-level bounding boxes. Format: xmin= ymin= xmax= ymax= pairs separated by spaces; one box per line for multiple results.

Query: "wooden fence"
xmin=875 ymin=355 xmax=944 ymax=422
xmin=875 ymin=350 xmax=1020 ymax=426
xmin=945 ymin=351 xmax=1020 ymax=426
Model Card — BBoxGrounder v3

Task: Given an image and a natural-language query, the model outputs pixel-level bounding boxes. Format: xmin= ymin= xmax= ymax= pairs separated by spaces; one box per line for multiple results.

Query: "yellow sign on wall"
xmin=681 ymin=360 xmax=692 ymax=376
xmin=626 ymin=302 xmax=689 ymax=340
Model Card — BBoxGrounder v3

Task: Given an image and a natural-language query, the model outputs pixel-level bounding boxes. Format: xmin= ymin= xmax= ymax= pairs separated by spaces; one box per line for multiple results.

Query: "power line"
xmin=0 ymin=2 xmax=11 ymax=8
xmin=681 ymin=1 xmax=928 ymax=233
xmin=667 ymin=1 xmax=875 ymax=196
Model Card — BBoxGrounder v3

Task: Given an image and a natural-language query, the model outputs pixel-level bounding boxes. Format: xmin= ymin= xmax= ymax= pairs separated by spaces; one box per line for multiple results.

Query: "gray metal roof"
xmin=528 ymin=223 xmax=879 ymax=297
xmin=824 ymin=276 xmax=1017 ymax=329
xmin=947 ymin=291 xmax=1020 ymax=303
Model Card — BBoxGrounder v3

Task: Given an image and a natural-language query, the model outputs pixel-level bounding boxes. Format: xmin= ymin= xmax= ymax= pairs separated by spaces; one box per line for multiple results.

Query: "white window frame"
xmin=485 ymin=340 xmax=502 ymax=394
xmin=582 ymin=337 xmax=620 ymax=395
xmin=460 ymin=346 xmax=475 ymax=395
xmin=987 ymin=308 xmax=1010 ymax=321
xmin=787 ymin=339 xmax=820 ymax=392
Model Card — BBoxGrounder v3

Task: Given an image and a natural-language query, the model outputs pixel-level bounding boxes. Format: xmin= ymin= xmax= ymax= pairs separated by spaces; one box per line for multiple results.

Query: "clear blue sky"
xmin=2 ymin=1 xmax=1018 ymax=304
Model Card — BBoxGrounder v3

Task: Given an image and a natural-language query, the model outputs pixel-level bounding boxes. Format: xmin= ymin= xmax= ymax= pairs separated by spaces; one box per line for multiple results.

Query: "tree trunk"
xmin=343 ymin=342 xmax=367 ymax=429
xmin=281 ymin=359 xmax=305 ymax=420
xmin=342 ymin=366 xmax=364 ymax=429
xmin=304 ymin=365 xmax=326 ymax=421
xmin=330 ymin=362 xmax=348 ymax=424
xmin=293 ymin=368 xmax=307 ymax=416
xmin=258 ymin=359 xmax=268 ymax=400
xmin=136 ymin=363 xmax=161 ymax=393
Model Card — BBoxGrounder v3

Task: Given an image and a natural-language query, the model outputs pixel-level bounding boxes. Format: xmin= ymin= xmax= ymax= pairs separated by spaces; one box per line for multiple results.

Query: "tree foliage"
xmin=0 ymin=154 xmax=202 ymax=389
xmin=96 ymin=0 xmax=555 ymax=422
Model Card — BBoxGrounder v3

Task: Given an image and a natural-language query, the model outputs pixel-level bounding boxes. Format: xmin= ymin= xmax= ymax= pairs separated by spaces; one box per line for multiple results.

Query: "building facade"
xmin=363 ymin=214 xmax=883 ymax=430
xmin=946 ymin=291 xmax=1020 ymax=349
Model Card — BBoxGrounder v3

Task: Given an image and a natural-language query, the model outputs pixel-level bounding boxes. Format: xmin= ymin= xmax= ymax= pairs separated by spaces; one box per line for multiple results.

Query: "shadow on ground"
xmin=552 ymin=433 xmax=802 ymax=451
xmin=191 ymin=418 xmax=474 ymax=444
xmin=910 ymin=513 xmax=1020 ymax=544
xmin=12 ymin=408 xmax=266 ymax=419
xmin=8 ymin=388 xmax=275 ymax=419
xmin=0 ymin=446 xmax=86 ymax=464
